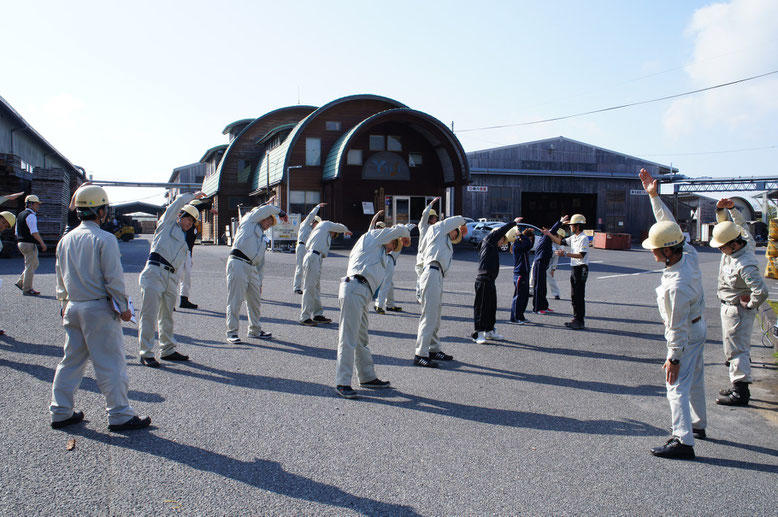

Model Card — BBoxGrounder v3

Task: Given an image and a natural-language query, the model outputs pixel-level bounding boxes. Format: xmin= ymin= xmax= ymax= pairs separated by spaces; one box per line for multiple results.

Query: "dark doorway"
xmin=521 ymin=192 xmax=598 ymax=229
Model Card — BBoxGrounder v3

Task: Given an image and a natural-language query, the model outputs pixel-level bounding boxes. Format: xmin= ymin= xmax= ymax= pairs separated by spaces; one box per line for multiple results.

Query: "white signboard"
xmin=272 ymin=213 xmax=301 ymax=241
xmin=467 ymin=186 xmax=488 ymax=192
xmin=362 ymin=202 xmax=375 ymax=215
xmin=630 ymin=190 xmax=648 ymax=196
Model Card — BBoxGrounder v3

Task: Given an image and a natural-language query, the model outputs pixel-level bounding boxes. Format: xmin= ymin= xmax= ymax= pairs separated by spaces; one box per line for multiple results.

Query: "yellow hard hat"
xmin=428 ymin=209 xmax=438 ymax=219
xmin=375 ymin=221 xmax=386 ymax=229
xmin=642 ymin=221 xmax=684 ymax=249
xmin=313 ymin=216 xmax=322 ymax=224
xmin=180 ymin=204 xmax=200 ymax=221
xmin=709 ymin=221 xmax=742 ymax=248
xmin=570 ymin=214 xmax=586 ymax=225
xmin=556 ymin=228 xmax=566 ymax=238
xmin=0 ymin=211 xmax=15 ymax=227
xmin=392 ymin=236 xmax=409 ymax=253
xmin=504 ymin=227 xmax=519 ymax=243
xmin=450 ymin=224 xmax=467 ymax=244
xmin=74 ymin=185 xmax=109 ymax=207
xmin=25 ymin=195 xmax=40 ymax=204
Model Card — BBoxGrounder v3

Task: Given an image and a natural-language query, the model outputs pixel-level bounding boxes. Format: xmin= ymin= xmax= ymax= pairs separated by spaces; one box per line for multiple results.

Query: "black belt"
xmin=720 ymin=299 xmax=738 ymax=306
xmin=230 ymin=248 xmax=252 ymax=264
xmin=345 ymin=275 xmax=369 ymax=286
xmin=691 ymin=316 xmax=701 ymax=324
xmin=297 ymin=242 xmax=305 ymax=246
xmin=428 ymin=264 xmax=440 ymax=271
xmin=311 ymin=250 xmax=321 ymax=256
xmin=147 ymin=252 xmax=175 ymax=273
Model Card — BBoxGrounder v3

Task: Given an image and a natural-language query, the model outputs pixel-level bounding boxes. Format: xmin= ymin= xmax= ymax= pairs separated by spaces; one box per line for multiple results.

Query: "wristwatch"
xmin=668 ymin=359 xmax=680 ymax=365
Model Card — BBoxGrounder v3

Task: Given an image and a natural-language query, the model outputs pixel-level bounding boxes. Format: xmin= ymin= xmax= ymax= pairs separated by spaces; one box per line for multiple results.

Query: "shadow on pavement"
xmin=66 ymin=427 xmax=420 ymax=516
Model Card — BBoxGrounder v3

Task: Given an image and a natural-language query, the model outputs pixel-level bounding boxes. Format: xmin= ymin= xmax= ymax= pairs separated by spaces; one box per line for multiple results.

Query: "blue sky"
xmin=2 ymin=0 xmax=776 ymax=204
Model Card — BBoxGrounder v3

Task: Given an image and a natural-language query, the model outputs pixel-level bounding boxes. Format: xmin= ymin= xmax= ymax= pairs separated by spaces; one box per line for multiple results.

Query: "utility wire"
xmin=456 ymin=69 xmax=778 ymax=133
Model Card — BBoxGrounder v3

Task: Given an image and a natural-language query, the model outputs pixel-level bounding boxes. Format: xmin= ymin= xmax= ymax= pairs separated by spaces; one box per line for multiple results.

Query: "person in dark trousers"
xmin=510 ymin=226 xmax=535 ymax=324
xmin=472 ymin=217 xmax=521 ymax=344
xmin=548 ymin=214 xmax=589 ymax=330
xmin=531 ymin=215 xmax=569 ymax=314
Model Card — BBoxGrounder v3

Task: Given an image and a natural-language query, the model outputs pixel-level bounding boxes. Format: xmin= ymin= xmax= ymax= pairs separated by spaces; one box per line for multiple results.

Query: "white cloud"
xmin=663 ymin=0 xmax=778 ymax=138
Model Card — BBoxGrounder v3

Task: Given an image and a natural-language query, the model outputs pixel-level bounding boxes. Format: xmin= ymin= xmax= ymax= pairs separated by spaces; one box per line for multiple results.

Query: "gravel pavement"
xmin=1 ymin=235 xmax=776 ymax=516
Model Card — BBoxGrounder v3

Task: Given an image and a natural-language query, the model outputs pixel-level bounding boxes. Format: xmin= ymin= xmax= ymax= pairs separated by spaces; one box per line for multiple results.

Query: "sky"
xmin=2 ymin=0 xmax=777 ymax=205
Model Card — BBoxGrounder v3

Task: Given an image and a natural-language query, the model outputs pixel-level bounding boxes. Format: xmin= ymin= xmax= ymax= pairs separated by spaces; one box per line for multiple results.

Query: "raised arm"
xmin=161 ymin=192 xmax=199 ymax=226
xmin=640 ymin=168 xmax=676 ymax=224
xmin=373 ymin=224 xmax=411 ymax=246
xmin=439 ymin=215 xmax=466 ymax=234
xmin=369 ymin=209 xmax=385 ymax=231
xmin=243 ymin=204 xmax=282 ymax=226
xmin=419 ymin=197 xmax=440 ymax=235
xmin=301 ymin=202 xmax=325 ymax=228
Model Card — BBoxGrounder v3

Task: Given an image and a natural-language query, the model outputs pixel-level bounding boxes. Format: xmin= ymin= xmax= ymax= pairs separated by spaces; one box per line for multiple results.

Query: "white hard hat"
xmin=428 ymin=209 xmax=438 ymax=219
xmin=709 ymin=221 xmax=742 ymax=248
xmin=74 ymin=185 xmax=109 ymax=208
xmin=180 ymin=204 xmax=200 ymax=221
xmin=25 ymin=195 xmax=40 ymax=204
xmin=642 ymin=221 xmax=684 ymax=250
xmin=0 ymin=211 xmax=15 ymax=227
xmin=313 ymin=216 xmax=322 ymax=224
xmin=570 ymin=214 xmax=586 ymax=225
xmin=375 ymin=221 xmax=386 ymax=228
xmin=556 ymin=228 xmax=567 ymax=238
xmin=504 ymin=227 xmax=519 ymax=243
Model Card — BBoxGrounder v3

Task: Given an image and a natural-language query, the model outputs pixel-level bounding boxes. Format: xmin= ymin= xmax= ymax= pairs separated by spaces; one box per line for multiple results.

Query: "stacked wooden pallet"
xmin=766 ymin=219 xmax=778 ymax=278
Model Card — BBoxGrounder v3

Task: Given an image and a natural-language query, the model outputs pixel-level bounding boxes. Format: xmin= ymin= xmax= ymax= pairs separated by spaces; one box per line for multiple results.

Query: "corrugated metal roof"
xmin=199 ymin=144 xmax=227 ymax=163
xmin=250 ymin=114 xmax=313 ymax=192
xmin=221 ymin=119 xmax=255 ymax=135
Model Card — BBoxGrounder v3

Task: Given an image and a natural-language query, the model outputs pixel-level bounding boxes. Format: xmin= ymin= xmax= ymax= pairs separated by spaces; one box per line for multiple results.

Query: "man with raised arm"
xmin=335 ymin=222 xmax=411 ymax=399
xmin=415 ymin=197 xmax=440 ymax=302
xmin=709 ymin=198 xmax=768 ymax=406
xmin=138 ymin=190 xmax=206 ymax=367
xmin=292 ymin=202 xmax=326 ymax=294
xmin=299 ymin=219 xmax=351 ymax=326
xmin=640 ymin=168 xmax=706 ymax=460
xmin=414 ymin=214 xmax=467 ymax=368
xmin=226 ymin=198 xmax=287 ymax=344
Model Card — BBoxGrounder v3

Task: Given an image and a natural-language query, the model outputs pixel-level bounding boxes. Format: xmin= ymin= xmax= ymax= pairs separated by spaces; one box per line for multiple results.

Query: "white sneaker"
xmin=473 ymin=331 xmax=487 ymax=345
xmin=227 ymin=335 xmax=242 ymax=344
xmin=486 ymin=329 xmax=505 ymax=340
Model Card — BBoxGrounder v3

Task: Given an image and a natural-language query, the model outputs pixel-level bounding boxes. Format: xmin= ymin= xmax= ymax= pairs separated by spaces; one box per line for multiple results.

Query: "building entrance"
xmin=521 ymin=192 xmax=598 ymax=229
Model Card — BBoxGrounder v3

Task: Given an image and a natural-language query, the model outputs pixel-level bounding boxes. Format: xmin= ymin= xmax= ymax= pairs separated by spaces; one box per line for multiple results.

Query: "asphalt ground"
xmin=0 ymin=236 xmax=776 ymax=516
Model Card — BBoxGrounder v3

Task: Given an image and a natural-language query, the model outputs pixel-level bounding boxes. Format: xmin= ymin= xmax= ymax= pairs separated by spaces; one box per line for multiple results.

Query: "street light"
xmin=286 ymin=165 xmax=303 ymax=214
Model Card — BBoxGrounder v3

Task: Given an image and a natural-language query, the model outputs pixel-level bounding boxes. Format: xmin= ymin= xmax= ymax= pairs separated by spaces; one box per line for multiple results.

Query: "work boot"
xmin=650 ymin=437 xmax=695 ymax=460
xmin=179 ymin=296 xmax=198 ymax=309
xmin=716 ymin=382 xmax=750 ymax=406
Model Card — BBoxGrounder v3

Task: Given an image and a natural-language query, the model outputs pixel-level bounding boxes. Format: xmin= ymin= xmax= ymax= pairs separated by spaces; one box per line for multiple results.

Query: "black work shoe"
xmin=300 ymin=319 xmax=318 ymax=326
xmin=719 ymin=386 xmax=734 ymax=396
xmin=108 ymin=415 xmax=152 ymax=431
xmin=248 ymin=331 xmax=272 ymax=340
xmin=693 ymin=428 xmax=706 ymax=440
xmin=413 ymin=355 xmax=439 ymax=368
xmin=386 ymin=306 xmax=403 ymax=312
xmin=336 ymin=385 xmax=359 ymax=399
xmin=179 ymin=296 xmax=198 ymax=309
xmin=554 ymin=295 xmax=561 ymax=300
xmin=375 ymin=307 xmax=386 ymax=314
xmin=564 ymin=320 xmax=585 ymax=330
xmin=360 ymin=378 xmax=391 ymax=389
xmin=161 ymin=351 xmax=189 ymax=361
xmin=51 ymin=410 xmax=85 ymax=429
xmin=650 ymin=437 xmax=695 ymax=460
xmin=313 ymin=315 xmax=332 ymax=324
xmin=716 ymin=391 xmax=749 ymax=406
xmin=140 ymin=357 xmax=160 ymax=368
xmin=294 ymin=289 xmax=303 ymax=295
xmin=429 ymin=351 xmax=453 ymax=361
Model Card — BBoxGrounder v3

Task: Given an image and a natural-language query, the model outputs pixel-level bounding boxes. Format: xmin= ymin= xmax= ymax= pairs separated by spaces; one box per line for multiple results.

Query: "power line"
xmin=456 ymin=69 xmax=778 ymax=133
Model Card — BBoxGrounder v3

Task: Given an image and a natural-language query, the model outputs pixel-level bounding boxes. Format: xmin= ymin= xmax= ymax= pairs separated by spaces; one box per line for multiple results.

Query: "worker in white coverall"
xmin=225 ymin=202 xmax=287 ymax=344
xmin=639 ymin=169 xmax=706 ymax=460
xmin=368 ymin=211 xmax=415 ymax=314
xmin=547 ymin=228 xmax=565 ymax=300
xmin=0 ymin=191 xmax=23 ymax=336
xmin=138 ymin=191 xmax=206 ymax=367
xmin=709 ymin=198 xmax=768 ymax=407
xmin=50 ymin=185 xmax=151 ymax=431
xmin=292 ymin=202 xmax=326 ymax=294
xmin=334 ymin=224 xmax=411 ymax=399
xmin=415 ymin=197 xmax=440 ymax=302
xmin=299 ymin=220 xmax=350 ymax=326
xmin=414 ymin=215 xmax=467 ymax=368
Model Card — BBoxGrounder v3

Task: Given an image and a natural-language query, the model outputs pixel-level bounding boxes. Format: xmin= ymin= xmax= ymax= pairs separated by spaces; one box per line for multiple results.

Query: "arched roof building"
xmin=199 ymin=94 xmax=469 ymax=243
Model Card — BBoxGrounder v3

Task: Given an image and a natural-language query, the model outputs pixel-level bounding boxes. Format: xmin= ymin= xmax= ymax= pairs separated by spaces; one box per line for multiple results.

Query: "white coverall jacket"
xmin=293 ymin=205 xmax=322 ymax=291
xmin=226 ymin=205 xmax=281 ymax=338
xmin=715 ymin=206 xmax=768 ymax=383
xmin=300 ymin=221 xmax=348 ymax=321
xmin=651 ymin=195 xmax=707 ymax=446
xmin=51 ymin=220 xmax=137 ymax=426
xmin=415 ymin=203 xmax=436 ymax=301
xmin=336 ymin=225 xmax=410 ymax=386
xmin=415 ymin=216 xmax=466 ymax=357
xmin=138 ymin=192 xmax=195 ymax=359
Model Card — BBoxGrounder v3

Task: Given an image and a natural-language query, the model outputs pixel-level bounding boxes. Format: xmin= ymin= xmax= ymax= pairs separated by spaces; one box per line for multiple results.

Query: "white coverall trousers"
xmin=666 ymin=317 xmax=707 ymax=446
xmin=547 ymin=267 xmax=560 ymax=298
xmin=292 ymin=242 xmax=306 ymax=291
xmin=138 ymin=265 xmax=179 ymax=359
xmin=720 ymin=303 xmax=756 ymax=383
xmin=225 ymin=257 xmax=264 ymax=338
xmin=415 ymin=265 xmax=444 ymax=357
xmin=375 ymin=257 xmax=395 ymax=310
xmin=335 ymin=278 xmax=378 ymax=386
xmin=179 ymin=250 xmax=192 ymax=297
xmin=50 ymin=300 xmax=136 ymax=426
xmin=300 ymin=251 xmax=324 ymax=321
